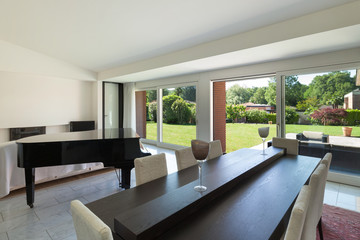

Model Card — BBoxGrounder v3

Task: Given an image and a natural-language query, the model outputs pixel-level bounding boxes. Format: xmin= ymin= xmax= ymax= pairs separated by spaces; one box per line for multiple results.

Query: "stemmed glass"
xmin=258 ymin=127 xmax=269 ymax=155
xmin=191 ymin=140 xmax=209 ymax=192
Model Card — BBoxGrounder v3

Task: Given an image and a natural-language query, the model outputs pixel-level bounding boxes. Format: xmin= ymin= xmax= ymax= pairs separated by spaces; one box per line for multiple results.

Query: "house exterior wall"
xmin=213 ymin=82 xmax=226 ymax=152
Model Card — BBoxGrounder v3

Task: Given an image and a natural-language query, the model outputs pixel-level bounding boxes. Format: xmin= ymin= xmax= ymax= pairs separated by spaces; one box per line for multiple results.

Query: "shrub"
xmin=146 ymin=103 xmax=150 ymax=121
xmin=188 ymin=102 xmax=196 ymax=124
xmin=171 ymin=98 xmax=192 ymax=124
xmin=310 ymin=108 xmax=347 ymax=126
xmin=345 ymin=109 xmax=360 ymax=126
xmin=162 ymin=95 xmax=181 ymax=123
xmin=285 ymin=107 xmax=299 ymax=124
xmin=296 ymin=97 xmax=319 ymax=112
xmin=267 ymin=113 xmax=276 ymax=124
xmin=148 ymin=101 xmax=157 ymax=122
xmin=244 ymin=109 xmax=268 ymax=123
xmin=226 ymin=104 xmax=246 ymax=123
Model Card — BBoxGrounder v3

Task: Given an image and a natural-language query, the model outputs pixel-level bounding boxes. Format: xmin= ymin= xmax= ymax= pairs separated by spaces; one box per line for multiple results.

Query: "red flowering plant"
xmin=310 ymin=108 xmax=348 ymax=126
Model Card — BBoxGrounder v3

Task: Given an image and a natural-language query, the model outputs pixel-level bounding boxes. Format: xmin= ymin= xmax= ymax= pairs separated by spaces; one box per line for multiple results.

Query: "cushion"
xmin=303 ymin=131 xmax=323 ymax=140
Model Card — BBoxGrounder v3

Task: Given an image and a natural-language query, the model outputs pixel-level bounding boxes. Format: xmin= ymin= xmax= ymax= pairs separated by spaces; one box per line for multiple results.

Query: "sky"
xmin=225 ymin=69 xmax=356 ymax=89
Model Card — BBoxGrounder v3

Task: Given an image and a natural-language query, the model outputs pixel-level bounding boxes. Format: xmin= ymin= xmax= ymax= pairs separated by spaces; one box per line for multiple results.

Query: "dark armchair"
xmin=296 ymin=131 xmax=329 ymax=143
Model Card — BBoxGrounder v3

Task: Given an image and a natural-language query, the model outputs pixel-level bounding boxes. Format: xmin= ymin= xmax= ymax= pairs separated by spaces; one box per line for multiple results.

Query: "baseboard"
xmin=327 ymin=171 xmax=360 ymax=187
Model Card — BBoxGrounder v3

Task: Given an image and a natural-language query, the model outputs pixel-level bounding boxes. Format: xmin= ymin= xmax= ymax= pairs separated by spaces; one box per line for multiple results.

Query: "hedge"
xmin=345 ymin=109 xmax=360 ymax=126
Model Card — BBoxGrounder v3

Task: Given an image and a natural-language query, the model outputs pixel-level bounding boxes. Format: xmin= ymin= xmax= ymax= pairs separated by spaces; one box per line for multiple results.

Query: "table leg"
xmin=25 ymin=167 xmax=35 ymax=208
xmin=121 ymin=167 xmax=131 ymax=189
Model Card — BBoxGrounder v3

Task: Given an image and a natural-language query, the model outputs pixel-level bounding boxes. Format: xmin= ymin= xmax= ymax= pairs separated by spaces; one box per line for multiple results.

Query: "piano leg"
xmin=121 ymin=167 xmax=132 ymax=189
xmin=25 ymin=167 xmax=35 ymax=208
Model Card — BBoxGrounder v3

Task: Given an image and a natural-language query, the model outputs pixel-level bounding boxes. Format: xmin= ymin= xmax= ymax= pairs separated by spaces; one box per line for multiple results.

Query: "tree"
xmin=304 ymin=71 xmax=356 ymax=108
xmin=162 ymin=88 xmax=170 ymax=97
xmin=179 ymin=86 xmax=196 ymax=102
xmin=226 ymin=104 xmax=246 ymax=122
xmin=250 ymin=87 xmax=267 ymax=104
xmin=162 ymin=95 xmax=181 ymax=123
xmin=226 ymin=84 xmax=252 ymax=104
xmin=285 ymin=75 xmax=308 ymax=106
xmin=310 ymin=108 xmax=347 ymax=125
xmin=265 ymin=76 xmax=308 ymax=107
xmin=171 ymin=98 xmax=191 ymax=124
xmin=265 ymin=79 xmax=277 ymax=106
xmin=148 ymin=101 xmax=157 ymax=122
xmin=174 ymin=87 xmax=183 ymax=96
xmin=146 ymin=90 xmax=157 ymax=103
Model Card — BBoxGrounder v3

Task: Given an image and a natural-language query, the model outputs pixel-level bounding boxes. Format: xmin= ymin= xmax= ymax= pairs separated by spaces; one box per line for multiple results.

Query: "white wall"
xmin=0 ymin=71 xmax=97 ymax=142
xmin=0 ymin=39 xmax=96 ymax=81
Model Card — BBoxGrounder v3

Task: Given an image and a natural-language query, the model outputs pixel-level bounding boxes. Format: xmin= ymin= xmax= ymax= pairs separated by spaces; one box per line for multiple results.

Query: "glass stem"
xmin=263 ymin=138 xmax=265 ymax=155
xmin=198 ymin=162 xmax=202 ymax=187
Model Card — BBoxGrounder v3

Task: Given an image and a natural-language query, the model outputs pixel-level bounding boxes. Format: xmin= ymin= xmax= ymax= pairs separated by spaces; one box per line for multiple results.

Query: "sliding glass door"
xmin=138 ymin=84 xmax=197 ymax=148
xmin=282 ymin=69 xmax=358 ymax=141
xmin=161 ymin=86 xmax=196 ymax=147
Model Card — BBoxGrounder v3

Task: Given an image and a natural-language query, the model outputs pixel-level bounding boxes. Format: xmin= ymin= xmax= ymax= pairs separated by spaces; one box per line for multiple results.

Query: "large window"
xmin=161 ymin=86 xmax=196 ymax=147
xmin=224 ymin=76 xmax=276 ymax=153
xmin=283 ymin=70 xmax=358 ymax=141
xmin=283 ymin=69 xmax=359 ymax=178
xmin=141 ymin=85 xmax=197 ymax=147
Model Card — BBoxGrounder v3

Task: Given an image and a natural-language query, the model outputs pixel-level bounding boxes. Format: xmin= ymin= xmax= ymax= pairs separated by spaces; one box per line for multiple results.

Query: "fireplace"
xmin=10 ymin=126 xmax=46 ymax=141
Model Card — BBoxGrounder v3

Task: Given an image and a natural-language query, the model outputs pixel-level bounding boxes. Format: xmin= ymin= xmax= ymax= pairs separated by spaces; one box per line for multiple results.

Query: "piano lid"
xmin=16 ymin=128 xmax=139 ymax=143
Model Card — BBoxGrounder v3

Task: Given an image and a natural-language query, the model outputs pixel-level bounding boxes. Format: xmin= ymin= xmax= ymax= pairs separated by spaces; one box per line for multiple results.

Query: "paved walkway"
xmin=250 ymin=133 xmax=360 ymax=149
xmin=286 ymin=133 xmax=360 ymax=148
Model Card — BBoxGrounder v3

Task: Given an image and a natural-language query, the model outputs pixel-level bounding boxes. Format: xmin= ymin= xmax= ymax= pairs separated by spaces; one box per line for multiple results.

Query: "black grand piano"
xmin=17 ymin=128 xmax=151 ymax=208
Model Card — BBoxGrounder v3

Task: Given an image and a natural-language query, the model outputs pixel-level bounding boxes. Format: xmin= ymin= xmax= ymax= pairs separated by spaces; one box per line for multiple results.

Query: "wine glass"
xmin=191 ymin=140 xmax=209 ymax=192
xmin=258 ymin=127 xmax=269 ymax=155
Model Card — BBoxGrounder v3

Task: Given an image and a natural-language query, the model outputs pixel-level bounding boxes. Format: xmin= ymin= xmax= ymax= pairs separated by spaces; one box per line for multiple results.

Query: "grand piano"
xmin=17 ymin=128 xmax=151 ymax=208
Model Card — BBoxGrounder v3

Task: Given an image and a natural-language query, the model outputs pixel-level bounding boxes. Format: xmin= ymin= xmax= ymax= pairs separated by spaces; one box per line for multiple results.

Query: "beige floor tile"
xmin=0 ymin=233 xmax=8 ymax=240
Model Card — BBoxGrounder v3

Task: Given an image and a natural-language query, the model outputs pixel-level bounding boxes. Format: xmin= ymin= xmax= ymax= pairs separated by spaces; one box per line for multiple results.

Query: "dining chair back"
xmin=206 ymin=140 xmax=223 ymax=160
xmin=134 ymin=153 xmax=168 ymax=186
xmin=301 ymin=163 xmax=328 ymax=240
xmin=320 ymin=152 xmax=332 ymax=172
xmin=272 ymin=137 xmax=299 ymax=155
xmin=71 ymin=200 xmax=113 ymax=240
xmin=175 ymin=147 xmax=197 ymax=171
xmin=284 ymin=185 xmax=311 ymax=240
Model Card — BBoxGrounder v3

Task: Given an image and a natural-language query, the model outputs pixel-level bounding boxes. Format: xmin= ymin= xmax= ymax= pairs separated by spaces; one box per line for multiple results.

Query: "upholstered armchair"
xmin=296 ymin=131 xmax=329 ymax=143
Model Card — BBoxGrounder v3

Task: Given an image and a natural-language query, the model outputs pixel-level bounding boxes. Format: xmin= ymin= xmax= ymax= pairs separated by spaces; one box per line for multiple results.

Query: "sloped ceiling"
xmin=0 ymin=0 xmax=359 ymax=82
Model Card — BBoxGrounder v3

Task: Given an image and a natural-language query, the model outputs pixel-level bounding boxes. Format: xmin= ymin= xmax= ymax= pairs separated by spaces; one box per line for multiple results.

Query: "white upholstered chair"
xmin=206 ymin=140 xmax=223 ymax=160
xmin=134 ymin=153 xmax=168 ymax=186
xmin=320 ymin=152 xmax=332 ymax=171
xmin=283 ymin=185 xmax=311 ymax=240
xmin=71 ymin=200 xmax=113 ymax=240
xmin=272 ymin=137 xmax=299 ymax=155
xmin=175 ymin=147 xmax=197 ymax=171
xmin=301 ymin=163 xmax=328 ymax=240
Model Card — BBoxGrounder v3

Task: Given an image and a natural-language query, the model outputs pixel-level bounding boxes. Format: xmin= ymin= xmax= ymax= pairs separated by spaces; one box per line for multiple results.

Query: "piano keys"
xmin=17 ymin=128 xmax=151 ymax=208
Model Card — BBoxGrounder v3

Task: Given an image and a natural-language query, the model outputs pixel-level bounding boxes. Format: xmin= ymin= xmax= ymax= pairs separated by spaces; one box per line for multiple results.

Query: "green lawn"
xmin=146 ymin=122 xmax=196 ymax=147
xmin=146 ymin=121 xmax=360 ymax=153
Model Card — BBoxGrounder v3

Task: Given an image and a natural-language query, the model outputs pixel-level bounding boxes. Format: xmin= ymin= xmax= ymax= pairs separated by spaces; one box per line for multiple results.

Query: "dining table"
xmin=86 ymin=146 xmax=321 ymax=240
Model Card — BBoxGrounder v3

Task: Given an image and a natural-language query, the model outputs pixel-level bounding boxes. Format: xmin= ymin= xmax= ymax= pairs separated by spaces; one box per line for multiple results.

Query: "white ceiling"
xmin=0 ymin=0 xmax=359 ymax=81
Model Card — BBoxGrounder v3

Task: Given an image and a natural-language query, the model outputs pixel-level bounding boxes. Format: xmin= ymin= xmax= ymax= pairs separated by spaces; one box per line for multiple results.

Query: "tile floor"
xmin=0 ymin=144 xmax=359 ymax=240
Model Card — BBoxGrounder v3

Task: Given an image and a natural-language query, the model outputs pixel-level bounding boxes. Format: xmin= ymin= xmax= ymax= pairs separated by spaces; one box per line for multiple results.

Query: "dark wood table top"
xmin=87 ymin=147 xmax=321 ymax=240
